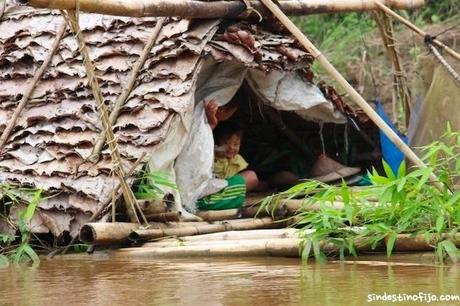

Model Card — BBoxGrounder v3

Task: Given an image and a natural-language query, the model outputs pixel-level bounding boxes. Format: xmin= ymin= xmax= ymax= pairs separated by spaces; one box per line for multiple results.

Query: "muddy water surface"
xmin=0 ymin=256 xmax=459 ymax=306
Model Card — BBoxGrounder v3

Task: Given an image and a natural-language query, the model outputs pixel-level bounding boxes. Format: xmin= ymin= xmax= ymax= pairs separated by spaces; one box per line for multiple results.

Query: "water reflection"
xmin=0 ymin=257 xmax=458 ymax=306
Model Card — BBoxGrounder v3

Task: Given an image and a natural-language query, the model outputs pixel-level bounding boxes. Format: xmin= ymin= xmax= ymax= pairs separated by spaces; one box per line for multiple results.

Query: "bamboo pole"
xmin=258 ymin=0 xmax=442 ymax=189
xmin=375 ymin=1 xmax=460 ymax=61
xmin=142 ymin=228 xmax=299 ymax=247
xmin=241 ymin=204 xmax=288 ymax=218
xmin=196 ymin=209 xmax=241 ymax=221
xmin=282 ymin=199 xmax=346 ymax=213
xmin=426 ymin=43 xmax=460 ymax=84
xmin=387 ymin=233 xmax=460 ymax=252
xmin=80 ymin=222 xmax=140 ymax=245
xmin=22 ymin=0 xmax=425 ymax=18
xmin=0 ymin=20 xmax=67 ymax=151
xmin=104 ymin=233 xmax=460 ymax=259
xmin=63 ymin=9 xmax=143 ymax=224
xmin=129 ymin=217 xmax=285 ymax=242
xmin=145 ymin=211 xmax=181 ymax=222
xmin=88 ymin=17 xmax=166 ymax=163
xmin=373 ymin=11 xmax=412 ymax=126
xmin=112 ymin=238 xmax=303 ymax=258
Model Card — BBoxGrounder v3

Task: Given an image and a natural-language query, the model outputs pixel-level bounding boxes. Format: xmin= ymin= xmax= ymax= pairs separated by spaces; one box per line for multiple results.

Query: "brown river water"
xmin=0 ymin=255 xmax=459 ymax=306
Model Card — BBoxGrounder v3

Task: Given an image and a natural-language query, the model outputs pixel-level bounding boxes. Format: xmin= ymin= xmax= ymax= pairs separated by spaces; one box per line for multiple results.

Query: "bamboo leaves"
xmin=133 ymin=171 xmax=177 ymax=200
xmin=260 ymin=126 xmax=460 ymax=263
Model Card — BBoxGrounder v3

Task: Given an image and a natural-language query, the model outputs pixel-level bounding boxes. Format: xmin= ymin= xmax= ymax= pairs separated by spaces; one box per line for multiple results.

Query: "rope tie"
xmin=242 ymin=0 xmax=263 ymax=22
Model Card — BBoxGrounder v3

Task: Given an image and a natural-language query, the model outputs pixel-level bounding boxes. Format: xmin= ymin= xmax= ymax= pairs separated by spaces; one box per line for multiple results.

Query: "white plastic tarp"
xmin=173 ymin=59 xmax=346 ymax=213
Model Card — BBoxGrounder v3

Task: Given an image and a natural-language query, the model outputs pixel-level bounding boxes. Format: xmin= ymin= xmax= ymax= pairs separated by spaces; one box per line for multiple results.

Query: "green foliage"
xmin=0 ymin=187 xmax=43 ymax=267
xmin=262 ymin=127 xmax=460 ymax=263
xmin=132 ymin=171 xmax=177 ymax=200
xmin=293 ymin=0 xmax=459 ymax=76
xmin=415 ymin=0 xmax=459 ymax=23
xmin=293 ymin=13 xmax=375 ymax=72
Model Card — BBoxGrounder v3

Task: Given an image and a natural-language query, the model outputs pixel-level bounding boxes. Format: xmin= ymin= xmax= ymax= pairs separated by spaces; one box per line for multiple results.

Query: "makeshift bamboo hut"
xmin=0 ymin=0 xmax=427 ymax=245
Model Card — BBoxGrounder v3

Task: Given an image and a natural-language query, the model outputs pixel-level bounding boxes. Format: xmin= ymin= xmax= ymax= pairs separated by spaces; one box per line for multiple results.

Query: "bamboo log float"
xmin=386 ymin=234 xmax=460 ymax=252
xmin=375 ymin=1 xmax=460 ymax=61
xmin=259 ymin=0 xmax=443 ymax=191
xmin=79 ymin=219 xmax=280 ymax=245
xmin=0 ymin=20 xmax=67 ymax=151
xmin=20 ymin=0 xmax=425 ymax=18
xmin=196 ymin=209 xmax=241 ymax=221
xmin=110 ymin=237 xmax=365 ymax=258
xmin=282 ymin=199 xmax=346 ymax=213
xmin=241 ymin=204 xmax=288 ymax=218
xmin=113 ymin=238 xmax=303 ymax=258
xmin=142 ymin=229 xmax=299 ymax=247
xmin=80 ymin=222 xmax=140 ymax=245
xmin=145 ymin=211 xmax=181 ymax=222
xmin=129 ymin=217 xmax=285 ymax=242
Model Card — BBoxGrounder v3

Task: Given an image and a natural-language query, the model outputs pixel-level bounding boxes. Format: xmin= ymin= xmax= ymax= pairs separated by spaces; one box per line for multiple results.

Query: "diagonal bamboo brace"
xmin=88 ymin=17 xmax=166 ymax=163
xmin=0 ymin=20 xmax=67 ymax=151
xmin=258 ymin=0 xmax=442 ymax=189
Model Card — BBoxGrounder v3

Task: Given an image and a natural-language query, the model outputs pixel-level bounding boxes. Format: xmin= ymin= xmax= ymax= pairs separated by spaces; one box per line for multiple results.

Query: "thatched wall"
xmin=0 ymin=1 xmax=318 ymax=239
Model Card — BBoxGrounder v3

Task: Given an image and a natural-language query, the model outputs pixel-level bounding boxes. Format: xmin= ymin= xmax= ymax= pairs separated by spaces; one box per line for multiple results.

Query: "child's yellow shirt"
xmin=214 ymin=154 xmax=248 ymax=179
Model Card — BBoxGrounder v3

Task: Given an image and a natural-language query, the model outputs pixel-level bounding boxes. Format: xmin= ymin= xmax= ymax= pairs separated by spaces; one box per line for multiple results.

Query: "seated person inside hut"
xmin=196 ymin=101 xmax=258 ymax=211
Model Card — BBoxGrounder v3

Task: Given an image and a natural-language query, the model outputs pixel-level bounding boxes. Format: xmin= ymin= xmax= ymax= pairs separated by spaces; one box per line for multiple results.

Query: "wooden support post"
xmin=373 ymin=11 xmax=412 ymax=126
xmin=0 ymin=20 xmax=67 ymax=151
xmin=258 ymin=0 xmax=442 ymax=189
xmin=375 ymin=1 xmax=460 ymax=61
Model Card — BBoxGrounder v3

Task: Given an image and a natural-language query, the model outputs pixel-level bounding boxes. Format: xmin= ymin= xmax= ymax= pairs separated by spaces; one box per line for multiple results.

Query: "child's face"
xmin=220 ymin=134 xmax=241 ymax=159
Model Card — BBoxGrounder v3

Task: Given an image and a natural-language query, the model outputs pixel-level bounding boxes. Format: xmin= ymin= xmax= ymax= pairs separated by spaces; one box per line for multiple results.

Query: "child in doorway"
xmin=197 ymin=121 xmax=258 ymax=211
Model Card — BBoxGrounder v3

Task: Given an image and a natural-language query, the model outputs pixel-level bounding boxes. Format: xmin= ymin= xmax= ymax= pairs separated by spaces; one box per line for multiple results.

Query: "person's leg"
xmin=240 ymin=170 xmax=259 ymax=191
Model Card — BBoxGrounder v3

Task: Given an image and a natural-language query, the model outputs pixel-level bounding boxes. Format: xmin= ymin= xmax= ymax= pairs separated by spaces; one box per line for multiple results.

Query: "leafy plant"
xmin=0 ymin=187 xmax=43 ymax=267
xmin=132 ymin=171 xmax=177 ymax=200
xmin=261 ymin=126 xmax=460 ymax=263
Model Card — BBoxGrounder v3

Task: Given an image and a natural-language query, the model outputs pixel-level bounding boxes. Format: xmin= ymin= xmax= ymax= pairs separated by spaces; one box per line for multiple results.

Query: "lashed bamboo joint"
xmin=19 ymin=0 xmax=425 ymax=18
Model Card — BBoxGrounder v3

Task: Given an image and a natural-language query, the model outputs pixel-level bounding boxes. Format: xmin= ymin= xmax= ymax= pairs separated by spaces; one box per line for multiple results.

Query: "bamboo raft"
xmin=77 ymin=197 xmax=460 ymax=259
